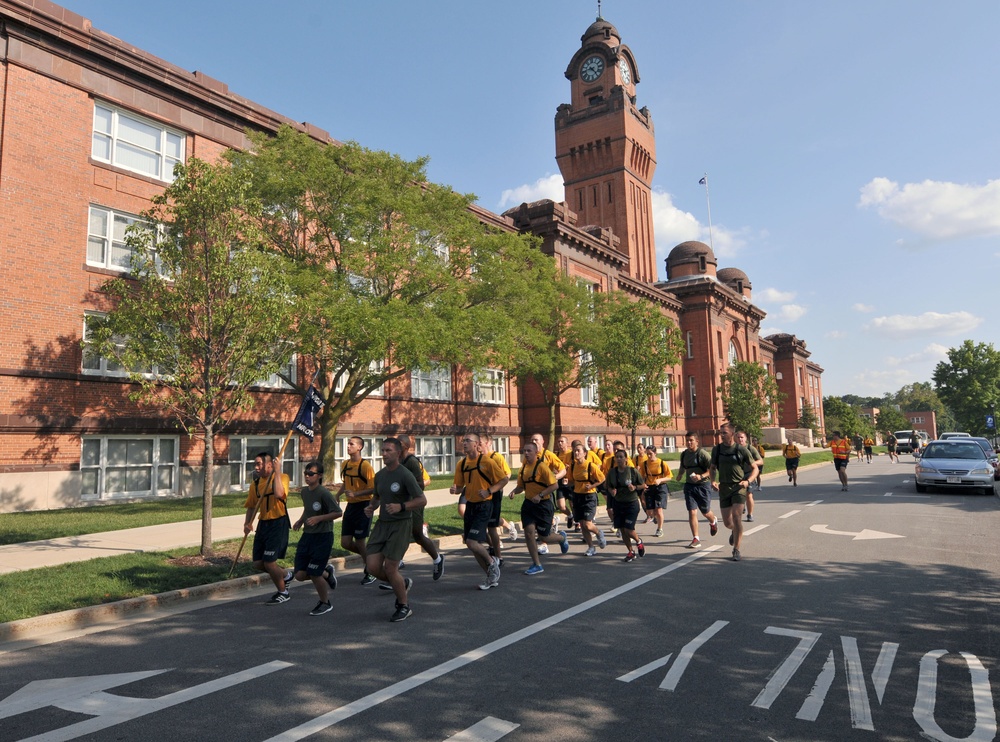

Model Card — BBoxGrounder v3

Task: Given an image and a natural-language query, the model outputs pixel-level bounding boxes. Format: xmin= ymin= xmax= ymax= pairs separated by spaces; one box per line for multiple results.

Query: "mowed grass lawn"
xmin=0 ymin=454 xmax=836 ymax=623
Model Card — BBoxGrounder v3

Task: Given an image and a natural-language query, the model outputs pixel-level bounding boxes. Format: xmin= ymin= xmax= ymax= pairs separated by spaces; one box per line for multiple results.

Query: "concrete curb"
xmin=0 ymin=535 xmax=468 ymax=645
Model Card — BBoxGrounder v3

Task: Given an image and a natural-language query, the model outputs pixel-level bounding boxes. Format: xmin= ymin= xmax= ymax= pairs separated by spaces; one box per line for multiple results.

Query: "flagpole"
xmin=700 ymin=173 xmax=714 ymax=251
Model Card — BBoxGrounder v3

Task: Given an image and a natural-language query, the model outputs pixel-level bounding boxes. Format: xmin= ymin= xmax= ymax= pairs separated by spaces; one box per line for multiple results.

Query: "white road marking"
xmin=809 ymin=525 xmax=904 ymax=541
xmin=616 ymin=654 xmax=672 ymax=683
xmin=265 ymin=549 xmax=719 ymax=741
xmin=444 ymin=717 xmax=519 ymax=741
xmin=0 ymin=670 xmax=168 ymax=719
xmin=779 ymin=510 xmax=801 ymax=519
xmin=752 ymin=628 xmax=821 ymax=709
xmin=913 ymin=650 xmax=997 ymax=742
xmin=806 ymin=500 xmax=823 ymax=507
xmin=871 ymin=642 xmax=899 ymax=705
xmin=842 ymin=636 xmax=874 ymax=730
xmin=744 ymin=524 xmax=770 ymax=537
xmin=796 ymin=650 xmax=835 ymax=721
xmin=659 ymin=620 xmax=729 ymax=691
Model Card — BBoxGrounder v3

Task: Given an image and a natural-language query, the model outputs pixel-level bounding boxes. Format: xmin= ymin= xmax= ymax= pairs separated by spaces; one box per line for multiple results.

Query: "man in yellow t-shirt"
xmin=863 ymin=435 xmax=875 ymax=463
xmin=335 ymin=436 xmax=377 ymax=585
xmin=640 ymin=445 xmax=672 ymax=537
xmin=782 ymin=441 xmax=801 ymax=486
xmin=243 ymin=451 xmax=292 ymax=604
xmin=830 ymin=431 xmax=851 ymax=491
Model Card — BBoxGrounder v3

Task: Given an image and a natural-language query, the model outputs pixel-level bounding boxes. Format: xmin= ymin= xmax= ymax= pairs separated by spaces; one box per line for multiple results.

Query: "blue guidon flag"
xmin=292 ymin=386 xmax=325 ymax=441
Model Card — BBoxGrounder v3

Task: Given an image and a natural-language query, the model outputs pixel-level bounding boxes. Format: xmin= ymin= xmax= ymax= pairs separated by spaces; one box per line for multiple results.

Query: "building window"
xmin=81 ymin=436 xmax=178 ymax=500
xmin=334 ymin=360 xmax=385 ymax=397
xmin=686 ymin=331 xmax=694 ymax=359
xmin=689 ymin=376 xmax=697 ymax=417
xmin=698 ymin=256 xmax=706 ymax=272
xmin=229 ymin=436 xmax=299 ymax=489
xmin=660 ymin=382 xmax=672 ymax=416
xmin=911 ymin=416 xmax=925 ymax=424
xmin=87 ymin=205 xmax=157 ymax=273
xmin=82 ymin=312 xmax=169 ymax=377
xmin=414 ymin=436 xmax=454 ymax=475
xmin=728 ymin=341 xmax=739 ymax=367
xmin=580 ymin=352 xmax=598 ymax=407
xmin=411 ymin=364 xmax=452 ymax=401
xmin=255 ymin=355 xmax=297 ymax=389
xmin=92 ymin=102 xmax=185 ymax=182
xmin=797 ymin=367 xmax=804 ymax=386
xmin=473 ymin=369 xmax=506 ymax=405
xmin=492 ymin=436 xmax=510 ymax=462
xmin=332 ymin=436 xmax=384 ymax=482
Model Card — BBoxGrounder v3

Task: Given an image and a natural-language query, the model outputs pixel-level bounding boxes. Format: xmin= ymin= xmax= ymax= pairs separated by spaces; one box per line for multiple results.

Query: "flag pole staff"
xmin=700 ymin=173 xmax=714 ymax=252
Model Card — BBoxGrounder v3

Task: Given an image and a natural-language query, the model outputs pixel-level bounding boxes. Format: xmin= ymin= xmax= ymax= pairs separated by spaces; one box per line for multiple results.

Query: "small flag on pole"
xmin=698 ymin=176 xmax=707 ymax=185
xmin=292 ymin=385 xmax=325 ymax=441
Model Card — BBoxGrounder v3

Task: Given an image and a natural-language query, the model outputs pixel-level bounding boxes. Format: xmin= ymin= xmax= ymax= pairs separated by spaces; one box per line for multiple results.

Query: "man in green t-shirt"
xmin=709 ymin=423 xmax=758 ymax=562
xmin=676 ymin=431 xmax=719 ymax=549
xmin=288 ymin=462 xmax=342 ymax=616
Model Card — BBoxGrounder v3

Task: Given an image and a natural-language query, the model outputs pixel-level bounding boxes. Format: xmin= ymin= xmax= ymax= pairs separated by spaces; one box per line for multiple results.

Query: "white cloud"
xmin=650 ymin=188 xmax=749 ymax=259
xmin=760 ymin=325 xmax=785 ymax=337
xmin=866 ymin=311 xmax=982 ymax=337
xmin=775 ymin=304 xmax=807 ymax=322
xmin=498 ymin=173 xmax=564 ymax=209
xmin=825 ymin=330 xmax=848 ymax=339
xmin=851 ymin=368 xmax=917 ymax=393
xmin=853 ymin=303 xmax=874 ymax=313
xmin=859 ymin=177 xmax=1000 ymax=240
xmin=758 ymin=287 xmax=796 ymax=303
xmin=885 ymin=343 xmax=950 ymax=367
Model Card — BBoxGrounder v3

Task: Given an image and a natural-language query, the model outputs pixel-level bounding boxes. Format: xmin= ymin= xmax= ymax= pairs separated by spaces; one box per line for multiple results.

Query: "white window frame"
xmin=473 ymin=368 xmax=506 ymax=405
xmin=660 ymin=382 xmax=672 ymax=416
xmin=689 ymin=375 xmax=697 ymax=416
xmin=414 ymin=436 xmax=454 ymax=476
xmin=686 ymin=331 xmax=694 ymax=359
xmin=81 ymin=435 xmax=179 ymax=500
xmin=334 ymin=360 xmax=386 ymax=397
xmin=92 ymin=102 xmax=185 ymax=182
xmin=332 ymin=436 xmax=384 ymax=483
xmin=87 ymin=205 xmax=159 ymax=274
xmin=229 ymin=435 xmax=299 ymax=489
xmin=254 ymin=355 xmax=297 ymax=389
xmin=82 ymin=311 xmax=163 ymax=377
xmin=411 ymin=364 xmax=452 ymax=401
xmin=728 ymin=341 xmax=739 ymax=367
xmin=579 ymin=352 xmax=598 ymax=407
xmin=417 ymin=230 xmax=449 ymax=263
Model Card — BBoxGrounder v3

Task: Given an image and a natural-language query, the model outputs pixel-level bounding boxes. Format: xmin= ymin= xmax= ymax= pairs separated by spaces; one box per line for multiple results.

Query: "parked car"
xmin=939 ymin=432 xmax=972 ymax=439
xmin=914 ymin=440 xmax=996 ymax=495
xmin=965 ymin=437 xmax=1000 ymax=480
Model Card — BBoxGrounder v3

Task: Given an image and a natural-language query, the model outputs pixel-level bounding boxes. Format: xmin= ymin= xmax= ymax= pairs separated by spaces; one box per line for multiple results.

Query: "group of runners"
xmin=242 ymin=423 xmax=799 ymax=622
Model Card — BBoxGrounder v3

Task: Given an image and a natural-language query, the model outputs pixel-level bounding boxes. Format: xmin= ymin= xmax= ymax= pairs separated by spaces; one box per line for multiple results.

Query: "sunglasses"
xmin=305 ymin=471 xmax=318 ymax=477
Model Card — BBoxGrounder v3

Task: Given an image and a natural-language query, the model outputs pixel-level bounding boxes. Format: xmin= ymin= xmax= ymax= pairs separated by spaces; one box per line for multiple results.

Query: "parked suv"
xmin=895 ymin=430 xmax=928 ymax=454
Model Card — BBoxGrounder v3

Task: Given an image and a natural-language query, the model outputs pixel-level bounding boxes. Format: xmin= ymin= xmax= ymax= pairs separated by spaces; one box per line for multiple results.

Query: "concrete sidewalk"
xmin=0 ymin=487 xmax=459 ymax=575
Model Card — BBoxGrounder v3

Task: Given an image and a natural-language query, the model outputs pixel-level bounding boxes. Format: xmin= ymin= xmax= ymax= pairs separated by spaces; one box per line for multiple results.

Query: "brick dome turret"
xmin=666 ymin=241 xmax=717 ymax=279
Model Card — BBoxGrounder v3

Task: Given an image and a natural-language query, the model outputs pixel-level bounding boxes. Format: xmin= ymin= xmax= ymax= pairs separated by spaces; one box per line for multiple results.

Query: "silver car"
xmin=914 ymin=440 xmax=996 ymax=495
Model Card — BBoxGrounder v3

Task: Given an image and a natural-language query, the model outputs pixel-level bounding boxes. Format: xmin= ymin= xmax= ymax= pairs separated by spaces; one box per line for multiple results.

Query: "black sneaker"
xmin=432 ymin=554 xmax=445 ymax=581
xmin=729 ymin=533 xmax=734 ymax=546
xmin=404 ymin=577 xmax=413 ymax=592
xmin=378 ymin=582 xmax=394 ymax=591
xmin=265 ymin=591 xmax=290 ymax=605
xmin=283 ymin=568 xmax=294 ymax=586
xmin=636 ymin=539 xmax=645 ymax=558
xmin=390 ymin=604 xmax=412 ymax=622
xmin=361 ymin=573 xmax=377 ymax=586
xmin=324 ymin=564 xmax=338 ymax=590
xmin=624 ymin=552 xmax=636 ymax=563
xmin=309 ymin=601 xmax=332 ymax=616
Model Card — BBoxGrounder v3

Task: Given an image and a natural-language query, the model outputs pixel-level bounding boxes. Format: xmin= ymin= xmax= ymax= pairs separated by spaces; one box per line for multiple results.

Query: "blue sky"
xmin=60 ymin=0 xmax=1000 ymax=397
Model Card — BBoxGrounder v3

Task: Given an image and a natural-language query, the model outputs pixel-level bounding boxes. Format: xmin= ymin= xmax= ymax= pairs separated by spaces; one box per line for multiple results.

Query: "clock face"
xmin=580 ymin=55 xmax=605 ymax=82
xmin=619 ymin=59 xmax=631 ymax=85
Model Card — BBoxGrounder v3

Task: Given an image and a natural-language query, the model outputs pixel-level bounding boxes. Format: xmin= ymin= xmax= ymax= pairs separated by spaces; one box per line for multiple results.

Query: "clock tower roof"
xmin=582 ymin=17 xmax=621 ymax=45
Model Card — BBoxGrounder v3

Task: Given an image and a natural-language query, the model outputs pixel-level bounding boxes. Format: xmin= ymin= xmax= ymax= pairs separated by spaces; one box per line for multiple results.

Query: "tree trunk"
xmin=317 ymin=403 xmax=341 ymax=478
xmin=201 ymin=423 xmax=214 ymax=556
xmin=547 ymin=395 xmax=558 ymax=450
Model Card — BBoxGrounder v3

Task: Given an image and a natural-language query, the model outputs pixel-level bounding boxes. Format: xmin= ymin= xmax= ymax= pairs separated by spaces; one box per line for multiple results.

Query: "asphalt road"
xmin=1 ymin=455 xmax=998 ymax=742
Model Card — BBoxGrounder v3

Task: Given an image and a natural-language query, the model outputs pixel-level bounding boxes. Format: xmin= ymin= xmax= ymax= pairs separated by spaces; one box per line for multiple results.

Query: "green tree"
xmin=231 ymin=126 xmax=554 ymax=472
xmin=589 ymin=294 xmax=684 ymax=451
xmin=893 ymin=381 xmax=956 ymax=432
xmin=823 ymin=396 xmax=866 ymax=439
xmin=875 ymin=406 xmax=910 ymax=436
xmin=797 ymin=400 xmax=821 ymax=435
xmin=933 ymin=340 xmax=1000 ymax=434
xmin=503 ymin=273 xmax=603 ymax=447
xmin=718 ymin=361 xmax=784 ymax=442
xmin=88 ymin=158 xmax=295 ymax=555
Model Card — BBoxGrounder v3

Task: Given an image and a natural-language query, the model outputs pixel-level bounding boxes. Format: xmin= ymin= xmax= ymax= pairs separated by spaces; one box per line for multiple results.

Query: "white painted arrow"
xmin=810 ymin=525 xmax=904 ymax=540
xmin=0 ymin=670 xmax=168 ymax=719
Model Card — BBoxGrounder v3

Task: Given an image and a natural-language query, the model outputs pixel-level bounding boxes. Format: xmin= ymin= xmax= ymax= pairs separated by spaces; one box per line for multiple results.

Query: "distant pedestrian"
xmin=782 ymin=440 xmax=801 ymax=486
xmin=830 ymin=431 xmax=851 ymax=491
xmin=709 ymin=423 xmax=758 ymax=562
xmin=509 ymin=441 xmax=569 ymax=574
xmin=853 ymin=434 xmax=864 ymax=461
xmin=288 ymin=462 xmax=342 ymax=616
xmin=863 ymin=435 xmax=875 ymax=463
xmin=676 ymin=432 xmax=719 ymax=548
xmin=736 ymin=431 xmax=762 ymax=522
xmin=886 ymin=433 xmax=899 ymax=463
xmin=909 ymin=431 xmax=920 ymax=457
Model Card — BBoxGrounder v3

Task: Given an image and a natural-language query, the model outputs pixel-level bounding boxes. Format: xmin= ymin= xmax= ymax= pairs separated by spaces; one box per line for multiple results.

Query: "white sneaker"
xmin=537 ymin=543 xmax=549 ymax=554
xmin=596 ymin=530 xmax=607 ymax=549
xmin=585 ymin=546 xmax=597 ymax=557
xmin=508 ymin=523 xmax=519 ymax=541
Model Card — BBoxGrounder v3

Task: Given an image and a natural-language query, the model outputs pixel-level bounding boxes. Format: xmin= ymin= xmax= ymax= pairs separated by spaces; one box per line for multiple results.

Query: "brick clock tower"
xmin=556 ymin=16 xmax=658 ymax=282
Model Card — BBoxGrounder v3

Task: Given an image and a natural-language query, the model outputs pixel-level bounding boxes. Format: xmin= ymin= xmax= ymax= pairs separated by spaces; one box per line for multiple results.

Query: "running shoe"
xmin=585 ymin=546 xmax=597 ymax=557
xmin=746 ymin=513 xmax=754 ymax=522
xmin=390 ymin=603 xmax=412 ymax=622
xmin=324 ymin=564 xmax=338 ymax=590
xmin=478 ymin=580 xmax=495 ymax=591
xmin=623 ymin=552 xmax=636 ymax=563
xmin=432 ymin=554 xmax=445 ymax=581
xmin=378 ymin=582 xmax=394 ymax=591
xmin=788 ymin=474 xmax=792 ymax=482
xmin=524 ymin=564 xmax=545 ymax=576
xmin=404 ymin=577 xmax=413 ymax=592
xmin=538 ymin=543 xmax=549 ymax=555
xmin=654 ymin=528 xmax=663 ymax=537
xmin=309 ymin=601 xmax=332 ymax=616
xmin=361 ymin=573 xmax=377 ymax=586
xmin=732 ymin=548 xmax=741 ymax=562
xmin=283 ymin=568 xmax=294 ymax=585
xmin=508 ymin=523 xmax=519 ymax=541
xmin=596 ymin=530 xmax=607 ymax=549
xmin=729 ymin=533 xmax=734 ymax=546
xmin=265 ymin=591 xmax=290 ymax=605
xmin=687 ymin=538 xmax=701 ymax=548
xmin=486 ymin=559 xmax=501 ymax=587
xmin=636 ymin=539 xmax=645 ymax=558
xmin=558 ymin=530 xmax=570 ymax=554
xmin=710 ymin=519 xmax=719 ymax=536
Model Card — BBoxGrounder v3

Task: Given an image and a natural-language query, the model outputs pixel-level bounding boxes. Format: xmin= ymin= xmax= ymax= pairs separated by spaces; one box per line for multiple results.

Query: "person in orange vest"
xmin=830 ymin=431 xmax=852 ymax=491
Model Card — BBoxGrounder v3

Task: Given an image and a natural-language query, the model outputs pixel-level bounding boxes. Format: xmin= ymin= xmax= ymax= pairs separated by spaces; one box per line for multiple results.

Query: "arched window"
xmin=728 ymin=341 xmax=739 ymax=367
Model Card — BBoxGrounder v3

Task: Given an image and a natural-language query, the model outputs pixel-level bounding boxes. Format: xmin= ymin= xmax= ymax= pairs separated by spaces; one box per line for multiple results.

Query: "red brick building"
xmin=0 ymin=3 xmax=822 ymax=511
